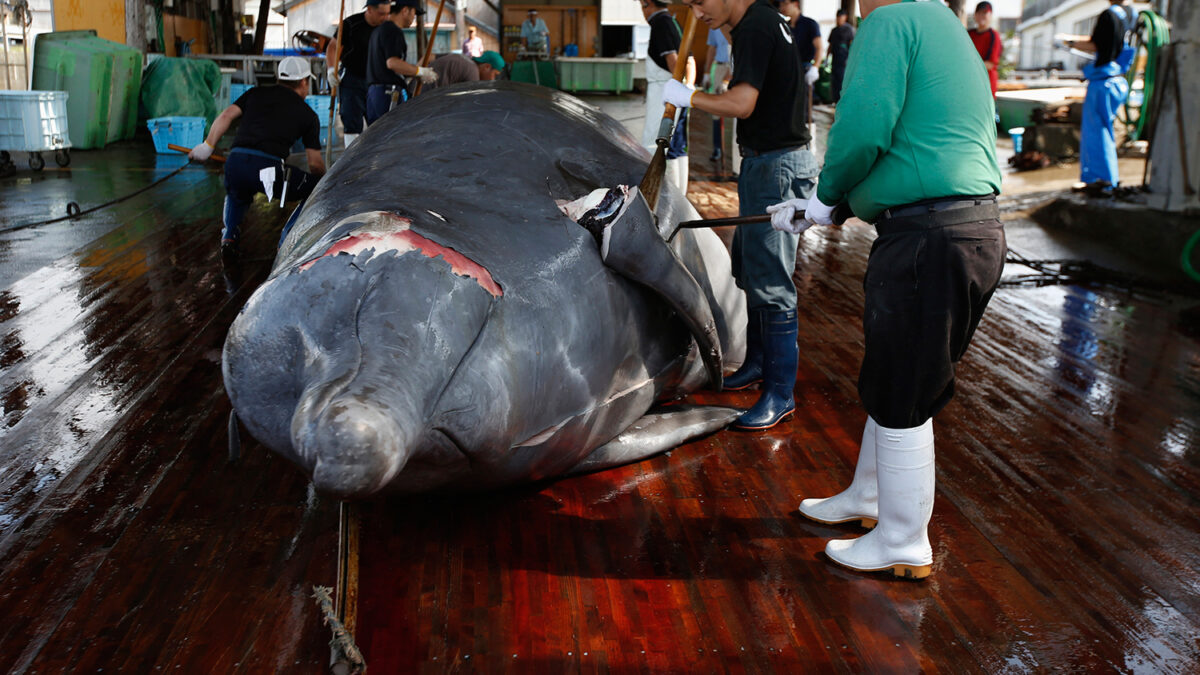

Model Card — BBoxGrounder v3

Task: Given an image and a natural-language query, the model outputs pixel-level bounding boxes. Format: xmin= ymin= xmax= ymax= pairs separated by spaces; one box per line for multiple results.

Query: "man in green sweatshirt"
xmin=769 ymin=0 xmax=1005 ymax=580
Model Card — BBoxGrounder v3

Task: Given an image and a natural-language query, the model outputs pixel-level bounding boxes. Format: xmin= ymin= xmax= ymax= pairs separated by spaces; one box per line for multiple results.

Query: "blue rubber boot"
xmin=724 ymin=309 xmax=764 ymax=390
xmin=734 ymin=309 xmax=798 ymax=430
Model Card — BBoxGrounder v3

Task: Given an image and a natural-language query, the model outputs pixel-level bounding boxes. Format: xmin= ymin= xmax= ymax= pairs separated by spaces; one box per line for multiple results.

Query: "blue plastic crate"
xmin=230 ymin=83 xmax=253 ymax=102
xmin=146 ymin=116 xmax=206 ymax=154
xmin=305 ymin=95 xmax=332 ymax=117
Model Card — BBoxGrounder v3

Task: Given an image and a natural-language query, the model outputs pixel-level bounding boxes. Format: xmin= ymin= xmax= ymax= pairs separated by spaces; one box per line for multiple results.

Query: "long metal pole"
xmin=326 ymin=0 xmax=347 ymax=166
xmin=2 ymin=9 xmax=12 ymax=90
xmin=20 ymin=4 xmax=28 ymax=88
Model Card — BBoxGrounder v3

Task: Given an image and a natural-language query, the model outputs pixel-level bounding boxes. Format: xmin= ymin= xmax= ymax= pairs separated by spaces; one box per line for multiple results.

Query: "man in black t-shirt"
xmin=366 ymin=0 xmax=438 ymax=124
xmin=827 ymin=8 xmax=854 ymax=103
xmin=639 ymin=0 xmax=692 ymax=192
xmin=189 ymin=57 xmax=325 ymax=257
xmin=326 ymin=0 xmax=390 ymax=146
xmin=664 ymin=0 xmax=817 ymax=431
xmin=777 ymin=0 xmax=821 ymax=121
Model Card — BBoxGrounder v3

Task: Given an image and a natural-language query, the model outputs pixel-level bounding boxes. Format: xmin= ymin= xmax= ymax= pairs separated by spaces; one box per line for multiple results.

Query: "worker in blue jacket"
xmin=1059 ymin=1 xmax=1136 ymax=192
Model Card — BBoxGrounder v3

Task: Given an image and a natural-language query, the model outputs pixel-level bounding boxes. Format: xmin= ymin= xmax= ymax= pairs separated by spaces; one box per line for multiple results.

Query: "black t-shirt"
xmin=646 ymin=10 xmax=681 ymax=72
xmin=367 ymin=21 xmax=409 ymax=87
xmin=828 ymin=23 xmax=855 ymax=66
xmin=1091 ymin=4 xmax=1133 ymax=68
xmin=336 ymin=12 xmax=377 ymax=78
xmin=231 ymin=85 xmax=322 ymax=158
xmin=730 ymin=0 xmax=810 ymax=152
xmin=792 ymin=15 xmax=820 ymax=65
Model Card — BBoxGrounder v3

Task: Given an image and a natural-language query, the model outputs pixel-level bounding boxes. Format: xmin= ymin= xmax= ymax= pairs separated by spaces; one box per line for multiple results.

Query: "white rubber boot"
xmin=798 ymin=417 xmax=878 ymax=528
xmin=343 ymin=133 xmax=359 ymax=148
xmin=825 ymin=418 xmax=934 ymax=580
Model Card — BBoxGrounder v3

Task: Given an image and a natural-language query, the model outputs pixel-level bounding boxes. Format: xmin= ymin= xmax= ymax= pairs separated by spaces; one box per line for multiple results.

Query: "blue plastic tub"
xmin=147 ymin=116 xmax=206 ymax=154
xmin=305 ymin=95 xmax=332 ymax=117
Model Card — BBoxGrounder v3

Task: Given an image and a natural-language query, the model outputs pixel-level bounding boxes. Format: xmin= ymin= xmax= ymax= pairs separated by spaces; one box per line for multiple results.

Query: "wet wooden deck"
xmin=1 ymin=108 xmax=1198 ymax=673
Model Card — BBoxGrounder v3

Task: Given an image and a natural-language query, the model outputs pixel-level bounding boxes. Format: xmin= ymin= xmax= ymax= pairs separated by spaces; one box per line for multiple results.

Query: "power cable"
xmin=0 ymin=162 xmax=193 ymax=236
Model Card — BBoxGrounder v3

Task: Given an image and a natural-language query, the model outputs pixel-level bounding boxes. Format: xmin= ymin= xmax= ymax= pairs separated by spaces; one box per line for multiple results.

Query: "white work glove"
xmin=700 ymin=73 xmax=711 ymax=91
xmin=416 ymin=66 xmax=438 ymax=84
xmin=663 ymin=79 xmax=695 ymax=108
xmin=766 ymin=198 xmax=812 ymax=234
xmin=805 ymin=64 xmax=819 ymax=86
xmin=327 ymin=66 xmax=340 ymax=85
xmin=189 ymin=141 xmax=214 ymax=161
xmin=804 ymin=194 xmax=836 ymax=225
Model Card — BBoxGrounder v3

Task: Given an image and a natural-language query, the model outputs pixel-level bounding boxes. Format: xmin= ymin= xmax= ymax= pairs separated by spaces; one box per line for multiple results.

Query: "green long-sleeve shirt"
xmin=816 ymin=0 xmax=1002 ymax=221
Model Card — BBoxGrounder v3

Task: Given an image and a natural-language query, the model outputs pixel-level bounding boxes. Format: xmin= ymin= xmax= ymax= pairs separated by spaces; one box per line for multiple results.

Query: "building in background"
xmin=1016 ymin=0 xmax=1150 ymax=72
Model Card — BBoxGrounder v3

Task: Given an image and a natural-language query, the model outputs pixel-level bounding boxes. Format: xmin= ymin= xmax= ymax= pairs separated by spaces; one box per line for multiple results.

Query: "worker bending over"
xmin=772 ymin=0 xmax=1004 ymax=580
xmin=666 ymin=0 xmax=817 ymax=430
xmin=366 ymin=0 xmax=437 ymax=124
xmin=190 ymin=57 xmax=326 ymax=258
xmin=429 ymin=50 xmax=507 ymax=88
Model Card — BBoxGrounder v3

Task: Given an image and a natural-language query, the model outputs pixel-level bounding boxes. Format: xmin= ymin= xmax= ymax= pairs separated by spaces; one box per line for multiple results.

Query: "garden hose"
xmin=1183 ymin=228 xmax=1200 ymax=284
xmin=1123 ymin=10 xmax=1170 ymax=141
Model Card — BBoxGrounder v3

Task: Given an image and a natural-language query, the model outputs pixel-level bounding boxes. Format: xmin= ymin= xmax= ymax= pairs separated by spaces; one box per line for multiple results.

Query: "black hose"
xmin=0 ymin=162 xmax=193 ymax=236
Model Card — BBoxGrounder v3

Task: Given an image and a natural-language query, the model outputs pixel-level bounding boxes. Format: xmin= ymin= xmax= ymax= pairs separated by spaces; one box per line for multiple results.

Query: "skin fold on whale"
xmin=222 ymin=81 xmax=746 ymax=498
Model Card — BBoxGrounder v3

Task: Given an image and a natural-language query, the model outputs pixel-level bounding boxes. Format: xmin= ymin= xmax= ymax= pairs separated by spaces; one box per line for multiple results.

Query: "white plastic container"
xmin=0 ymin=90 xmax=72 ymax=153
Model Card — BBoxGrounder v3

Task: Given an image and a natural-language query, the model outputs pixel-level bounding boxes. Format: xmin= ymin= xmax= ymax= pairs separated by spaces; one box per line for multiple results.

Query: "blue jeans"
xmin=338 ymin=71 xmax=369 ymax=134
xmin=734 ymin=146 xmax=818 ymax=312
xmin=222 ymin=148 xmax=318 ymax=242
xmin=366 ymin=84 xmax=408 ymax=125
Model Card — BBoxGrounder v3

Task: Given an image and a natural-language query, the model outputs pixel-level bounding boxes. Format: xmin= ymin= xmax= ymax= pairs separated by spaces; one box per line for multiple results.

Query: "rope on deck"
xmin=312 ymin=585 xmax=367 ymax=674
xmin=1002 ymin=250 xmax=1184 ymax=293
xmin=0 ymin=164 xmax=191 ymax=236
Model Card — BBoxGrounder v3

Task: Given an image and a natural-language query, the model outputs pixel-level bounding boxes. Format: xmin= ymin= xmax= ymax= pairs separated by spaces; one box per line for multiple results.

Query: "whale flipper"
xmin=566 ymin=405 xmax=742 ymax=476
xmin=598 ymin=190 xmax=725 ymax=391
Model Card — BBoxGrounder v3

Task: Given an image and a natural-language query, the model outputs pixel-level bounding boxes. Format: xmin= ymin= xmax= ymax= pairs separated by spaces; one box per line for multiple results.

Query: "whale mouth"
xmin=302 ymin=397 xmax=414 ymax=498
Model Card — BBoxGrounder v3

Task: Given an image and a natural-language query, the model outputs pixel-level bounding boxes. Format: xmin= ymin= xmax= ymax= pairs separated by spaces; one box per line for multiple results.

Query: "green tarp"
xmin=139 ymin=58 xmax=222 ymax=130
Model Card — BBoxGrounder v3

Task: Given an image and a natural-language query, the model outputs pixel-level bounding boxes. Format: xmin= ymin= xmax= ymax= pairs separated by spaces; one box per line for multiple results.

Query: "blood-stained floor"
xmin=0 ymin=97 xmax=1197 ymax=673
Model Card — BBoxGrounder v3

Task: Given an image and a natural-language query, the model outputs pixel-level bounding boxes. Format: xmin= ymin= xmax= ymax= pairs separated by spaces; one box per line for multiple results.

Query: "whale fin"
xmin=600 ymin=189 xmax=725 ymax=391
xmin=566 ymin=404 xmax=742 ymax=476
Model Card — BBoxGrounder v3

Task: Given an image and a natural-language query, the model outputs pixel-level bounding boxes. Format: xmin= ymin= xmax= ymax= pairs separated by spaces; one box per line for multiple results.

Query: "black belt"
xmin=875 ymin=196 xmax=999 ymax=235
xmin=738 ymin=143 xmax=809 ymax=158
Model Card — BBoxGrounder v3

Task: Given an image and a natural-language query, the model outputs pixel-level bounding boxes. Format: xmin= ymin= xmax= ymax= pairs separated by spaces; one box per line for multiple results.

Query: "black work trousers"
xmin=857 ymin=201 xmax=1006 ymax=429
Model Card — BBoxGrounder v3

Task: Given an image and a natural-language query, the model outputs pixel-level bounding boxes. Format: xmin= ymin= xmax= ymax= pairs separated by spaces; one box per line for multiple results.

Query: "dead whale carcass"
xmin=222 ymin=81 xmax=746 ymax=498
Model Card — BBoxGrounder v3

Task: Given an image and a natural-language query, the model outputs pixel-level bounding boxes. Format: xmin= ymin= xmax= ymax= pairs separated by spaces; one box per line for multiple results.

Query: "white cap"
xmin=277 ymin=56 xmax=313 ymax=81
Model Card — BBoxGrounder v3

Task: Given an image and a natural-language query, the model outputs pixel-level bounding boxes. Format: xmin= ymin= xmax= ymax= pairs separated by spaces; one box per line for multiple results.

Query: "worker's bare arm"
xmin=204 ymin=105 xmax=242 ymax=147
xmin=690 ymin=82 xmax=758 ymax=119
xmin=1056 ymin=33 xmax=1097 ymax=53
xmin=306 ymin=148 xmax=327 ymax=177
xmin=325 ymin=36 xmax=339 ymax=68
xmin=386 ymin=56 xmax=420 ymax=77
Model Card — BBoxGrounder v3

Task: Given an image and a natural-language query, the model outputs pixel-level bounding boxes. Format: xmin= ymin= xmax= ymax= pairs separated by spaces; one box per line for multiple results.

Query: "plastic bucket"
xmin=1008 ymin=127 xmax=1025 ymax=154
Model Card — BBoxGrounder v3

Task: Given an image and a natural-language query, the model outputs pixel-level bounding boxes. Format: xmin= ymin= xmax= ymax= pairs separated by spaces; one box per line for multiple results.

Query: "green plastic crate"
xmin=510 ymin=60 xmax=557 ymax=89
xmin=555 ymin=58 xmax=636 ymax=93
xmin=32 ymin=31 xmax=141 ymax=150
